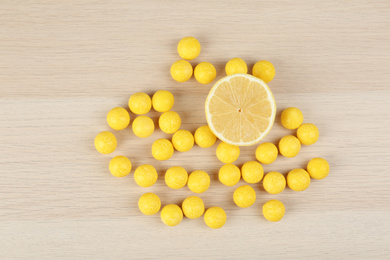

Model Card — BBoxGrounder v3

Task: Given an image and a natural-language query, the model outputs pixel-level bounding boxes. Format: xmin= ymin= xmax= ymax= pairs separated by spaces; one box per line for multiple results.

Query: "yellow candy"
xmin=94 ymin=131 xmax=117 ymax=154
xmin=171 ymin=60 xmax=193 ymax=82
xmin=218 ymin=164 xmax=241 ymax=187
xmin=161 ymin=204 xmax=183 ymax=227
xmin=281 ymin=107 xmax=304 ymax=130
xmin=177 ymin=36 xmax=201 ymax=60
xmin=279 ymin=135 xmax=301 ymax=158
xmin=107 ymin=107 xmax=130 ymax=131
xmin=172 ymin=130 xmax=194 ymax=152
xmin=109 ymin=156 xmax=132 ymax=177
xmin=204 ymin=207 xmax=227 ymax=229
xmin=182 ymin=196 xmax=205 ymax=219
xmin=132 ymin=116 xmax=154 ymax=138
xmin=233 ymin=185 xmax=256 ymax=208
xmin=134 ymin=164 xmax=158 ymax=188
xmin=263 ymin=200 xmax=285 ymax=222
xmin=241 ymin=161 xmax=264 ymax=184
xmin=159 ymin=111 xmax=181 ymax=134
xmin=194 ymin=125 xmax=217 ymax=148
xmin=165 ymin=166 xmax=188 ymax=189
xmin=287 ymin=168 xmax=311 ymax=191
xmin=138 ymin=193 xmax=161 ymax=215
xmin=297 ymin=123 xmax=319 ymax=145
xmin=128 ymin=92 xmax=151 ymax=115
xmin=307 ymin=158 xmax=329 ymax=180
xmin=263 ymin=171 xmax=286 ymax=194
xmin=225 ymin=57 xmax=248 ymax=75
xmin=216 ymin=142 xmax=240 ymax=164
xmin=252 ymin=60 xmax=275 ymax=83
xmin=255 ymin=142 xmax=278 ymax=164
xmin=187 ymin=170 xmax=210 ymax=193
xmin=194 ymin=62 xmax=216 ymax=84
xmin=152 ymin=90 xmax=174 ymax=112
xmin=152 ymin=138 xmax=174 ymax=161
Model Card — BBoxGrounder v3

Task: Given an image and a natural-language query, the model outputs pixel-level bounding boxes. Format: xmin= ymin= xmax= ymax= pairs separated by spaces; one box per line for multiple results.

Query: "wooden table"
xmin=1 ymin=1 xmax=389 ymax=259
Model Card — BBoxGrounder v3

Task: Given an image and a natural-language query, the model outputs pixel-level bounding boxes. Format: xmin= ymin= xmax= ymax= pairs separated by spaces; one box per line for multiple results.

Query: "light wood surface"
xmin=1 ymin=1 xmax=390 ymax=259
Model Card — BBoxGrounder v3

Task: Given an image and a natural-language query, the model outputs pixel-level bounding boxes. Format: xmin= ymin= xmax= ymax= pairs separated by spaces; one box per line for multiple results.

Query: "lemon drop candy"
xmin=134 ymin=164 xmax=158 ymax=188
xmin=152 ymin=138 xmax=174 ymax=161
xmin=94 ymin=131 xmax=117 ymax=154
xmin=263 ymin=171 xmax=286 ymax=194
xmin=182 ymin=196 xmax=205 ymax=219
xmin=128 ymin=92 xmax=151 ymax=115
xmin=194 ymin=125 xmax=217 ymax=148
xmin=297 ymin=123 xmax=319 ymax=145
xmin=279 ymin=135 xmax=301 ymax=158
xmin=159 ymin=111 xmax=181 ymax=134
xmin=171 ymin=60 xmax=193 ymax=82
xmin=252 ymin=60 xmax=275 ymax=83
xmin=255 ymin=142 xmax=278 ymax=164
xmin=307 ymin=158 xmax=329 ymax=180
xmin=188 ymin=170 xmax=210 ymax=193
xmin=152 ymin=90 xmax=174 ymax=112
xmin=287 ymin=168 xmax=311 ymax=191
xmin=216 ymin=142 xmax=240 ymax=164
xmin=172 ymin=130 xmax=194 ymax=152
xmin=204 ymin=207 xmax=227 ymax=229
xmin=107 ymin=107 xmax=130 ymax=131
xmin=109 ymin=156 xmax=132 ymax=177
xmin=225 ymin=57 xmax=248 ymax=75
xmin=177 ymin=36 xmax=201 ymax=60
xmin=194 ymin=62 xmax=216 ymax=84
xmin=138 ymin=193 xmax=161 ymax=215
xmin=263 ymin=200 xmax=285 ymax=222
xmin=233 ymin=185 xmax=256 ymax=208
xmin=281 ymin=107 xmax=304 ymax=130
xmin=218 ymin=164 xmax=241 ymax=187
xmin=165 ymin=166 xmax=188 ymax=189
xmin=241 ymin=161 xmax=264 ymax=184
xmin=161 ymin=204 xmax=183 ymax=227
xmin=132 ymin=116 xmax=154 ymax=138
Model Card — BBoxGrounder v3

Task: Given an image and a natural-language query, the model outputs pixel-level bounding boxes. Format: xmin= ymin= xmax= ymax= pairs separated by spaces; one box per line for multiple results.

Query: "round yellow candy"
xmin=172 ymin=130 xmax=194 ymax=152
xmin=216 ymin=142 xmax=240 ymax=164
xmin=287 ymin=168 xmax=311 ymax=191
xmin=255 ymin=142 xmax=278 ymax=164
xmin=281 ymin=107 xmax=304 ymax=130
xmin=307 ymin=158 xmax=329 ymax=180
xmin=263 ymin=200 xmax=285 ymax=222
xmin=152 ymin=90 xmax=174 ymax=112
xmin=159 ymin=111 xmax=181 ymax=134
xmin=194 ymin=62 xmax=216 ymax=84
xmin=161 ymin=204 xmax=183 ymax=227
xmin=194 ymin=125 xmax=217 ymax=148
xmin=177 ymin=36 xmax=201 ymax=60
xmin=94 ymin=131 xmax=117 ymax=154
xmin=225 ymin=57 xmax=248 ymax=75
xmin=241 ymin=161 xmax=264 ymax=184
xmin=279 ymin=135 xmax=301 ymax=158
xmin=138 ymin=193 xmax=161 ymax=215
xmin=233 ymin=185 xmax=256 ymax=208
xmin=218 ymin=164 xmax=241 ymax=186
xmin=204 ymin=207 xmax=227 ymax=229
xmin=187 ymin=170 xmax=210 ymax=193
xmin=152 ymin=138 xmax=174 ymax=161
xmin=134 ymin=164 xmax=158 ymax=188
xmin=171 ymin=60 xmax=193 ymax=82
xmin=128 ymin=92 xmax=151 ymax=115
xmin=109 ymin=156 xmax=132 ymax=177
xmin=182 ymin=196 xmax=205 ymax=219
xmin=263 ymin=171 xmax=286 ymax=194
xmin=107 ymin=107 xmax=130 ymax=131
xmin=165 ymin=166 xmax=188 ymax=189
xmin=132 ymin=116 xmax=154 ymax=138
xmin=297 ymin=123 xmax=319 ymax=145
xmin=252 ymin=60 xmax=275 ymax=83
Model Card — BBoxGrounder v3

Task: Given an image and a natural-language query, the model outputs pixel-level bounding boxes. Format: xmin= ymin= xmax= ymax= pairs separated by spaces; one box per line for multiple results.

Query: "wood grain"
xmin=1 ymin=1 xmax=390 ymax=259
